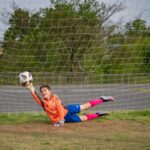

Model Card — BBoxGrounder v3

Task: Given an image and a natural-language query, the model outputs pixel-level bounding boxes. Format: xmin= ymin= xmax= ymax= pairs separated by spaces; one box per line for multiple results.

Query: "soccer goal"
xmin=0 ymin=0 xmax=150 ymax=112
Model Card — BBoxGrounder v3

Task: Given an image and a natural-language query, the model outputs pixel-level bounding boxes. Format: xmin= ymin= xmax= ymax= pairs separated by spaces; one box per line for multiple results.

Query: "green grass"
xmin=0 ymin=112 xmax=49 ymax=125
xmin=0 ymin=110 xmax=150 ymax=150
xmin=0 ymin=109 xmax=150 ymax=124
xmin=104 ymin=109 xmax=150 ymax=121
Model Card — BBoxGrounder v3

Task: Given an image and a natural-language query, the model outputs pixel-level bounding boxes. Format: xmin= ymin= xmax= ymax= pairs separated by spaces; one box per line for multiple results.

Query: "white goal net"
xmin=0 ymin=0 xmax=150 ymax=112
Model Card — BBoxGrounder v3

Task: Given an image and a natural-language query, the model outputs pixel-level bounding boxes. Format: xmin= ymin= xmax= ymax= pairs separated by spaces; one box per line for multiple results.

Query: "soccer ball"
xmin=19 ymin=71 xmax=33 ymax=86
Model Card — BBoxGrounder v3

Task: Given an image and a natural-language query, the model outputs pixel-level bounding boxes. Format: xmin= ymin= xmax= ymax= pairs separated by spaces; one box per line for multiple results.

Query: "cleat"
xmin=96 ymin=111 xmax=109 ymax=117
xmin=100 ymin=96 xmax=114 ymax=102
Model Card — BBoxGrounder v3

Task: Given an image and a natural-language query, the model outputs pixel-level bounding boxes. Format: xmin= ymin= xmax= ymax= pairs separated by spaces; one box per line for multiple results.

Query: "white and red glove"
xmin=53 ymin=120 xmax=65 ymax=127
xmin=25 ymin=82 xmax=35 ymax=92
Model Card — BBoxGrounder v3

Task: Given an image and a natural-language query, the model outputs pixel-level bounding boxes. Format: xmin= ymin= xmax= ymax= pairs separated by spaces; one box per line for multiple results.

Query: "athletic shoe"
xmin=96 ymin=111 xmax=109 ymax=117
xmin=100 ymin=96 xmax=114 ymax=102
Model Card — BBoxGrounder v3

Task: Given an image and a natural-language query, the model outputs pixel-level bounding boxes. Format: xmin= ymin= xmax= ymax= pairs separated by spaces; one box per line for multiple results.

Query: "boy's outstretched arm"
xmin=25 ymin=83 xmax=44 ymax=108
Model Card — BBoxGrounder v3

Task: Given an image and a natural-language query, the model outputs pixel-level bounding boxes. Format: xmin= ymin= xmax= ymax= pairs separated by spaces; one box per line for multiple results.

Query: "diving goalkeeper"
xmin=26 ymin=83 xmax=114 ymax=127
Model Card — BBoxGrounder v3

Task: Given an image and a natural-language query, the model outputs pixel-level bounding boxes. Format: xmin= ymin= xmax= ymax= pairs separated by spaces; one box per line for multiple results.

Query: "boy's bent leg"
xmin=79 ymin=112 xmax=109 ymax=121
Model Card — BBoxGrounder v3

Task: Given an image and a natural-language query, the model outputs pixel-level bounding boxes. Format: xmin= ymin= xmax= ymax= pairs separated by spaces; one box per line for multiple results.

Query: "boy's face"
xmin=40 ymin=87 xmax=52 ymax=100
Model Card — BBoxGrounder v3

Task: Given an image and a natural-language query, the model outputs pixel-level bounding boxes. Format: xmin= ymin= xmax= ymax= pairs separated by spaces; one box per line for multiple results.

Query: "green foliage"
xmin=0 ymin=0 xmax=150 ymax=84
xmin=107 ymin=18 xmax=150 ymax=75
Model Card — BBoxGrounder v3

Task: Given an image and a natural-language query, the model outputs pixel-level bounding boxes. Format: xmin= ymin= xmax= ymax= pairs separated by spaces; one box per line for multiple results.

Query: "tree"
xmin=125 ymin=18 xmax=147 ymax=37
xmin=106 ymin=18 xmax=150 ymax=76
xmin=1 ymin=0 xmax=124 ymax=83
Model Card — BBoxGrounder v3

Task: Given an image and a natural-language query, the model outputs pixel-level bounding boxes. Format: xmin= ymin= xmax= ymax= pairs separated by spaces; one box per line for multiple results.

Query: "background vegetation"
xmin=0 ymin=0 xmax=149 ymax=84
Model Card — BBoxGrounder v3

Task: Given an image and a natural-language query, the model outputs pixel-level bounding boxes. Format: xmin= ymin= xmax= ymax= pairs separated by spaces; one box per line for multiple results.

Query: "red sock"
xmin=89 ymin=99 xmax=103 ymax=107
xmin=86 ymin=113 xmax=99 ymax=120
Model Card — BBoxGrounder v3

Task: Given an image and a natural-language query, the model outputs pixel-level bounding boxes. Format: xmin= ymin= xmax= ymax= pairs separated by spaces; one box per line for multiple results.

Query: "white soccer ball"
xmin=19 ymin=71 xmax=33 ymax=86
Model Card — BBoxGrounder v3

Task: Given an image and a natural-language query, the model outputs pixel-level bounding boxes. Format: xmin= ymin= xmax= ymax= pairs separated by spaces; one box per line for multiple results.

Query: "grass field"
xmin=0 ymin=110 xmax=150 ymax=150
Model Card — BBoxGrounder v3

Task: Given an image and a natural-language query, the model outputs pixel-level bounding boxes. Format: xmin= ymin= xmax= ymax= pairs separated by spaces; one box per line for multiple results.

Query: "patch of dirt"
xmin=0 ymin=120 xmax=145 ymax=134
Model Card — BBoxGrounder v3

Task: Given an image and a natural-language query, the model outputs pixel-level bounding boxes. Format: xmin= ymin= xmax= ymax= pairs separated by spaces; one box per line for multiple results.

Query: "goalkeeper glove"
xmin=53 ymin=120 xmax=65 ymax=127
xmin=25 ymin=82 xmax=35 ymax=92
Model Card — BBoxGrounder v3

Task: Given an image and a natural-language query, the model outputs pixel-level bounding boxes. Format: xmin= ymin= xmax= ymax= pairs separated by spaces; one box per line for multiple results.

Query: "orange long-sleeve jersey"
xmin=31 ymin=91 xmax=68 ymax=123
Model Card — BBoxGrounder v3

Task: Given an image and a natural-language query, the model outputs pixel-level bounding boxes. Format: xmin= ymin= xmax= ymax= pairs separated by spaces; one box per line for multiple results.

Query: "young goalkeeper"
xmin=26 ymin=83 xmax=114 ymax=127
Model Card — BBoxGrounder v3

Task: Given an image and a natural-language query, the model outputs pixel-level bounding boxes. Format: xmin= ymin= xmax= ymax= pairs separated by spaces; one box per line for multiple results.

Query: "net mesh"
xmin=0 ymin=0 xmax=150 ymax=112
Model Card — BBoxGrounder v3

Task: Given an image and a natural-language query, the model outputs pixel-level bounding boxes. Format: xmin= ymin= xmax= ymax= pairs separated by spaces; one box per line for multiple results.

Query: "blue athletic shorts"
xmin=64 ymin=104 xmax=81 ymax=123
